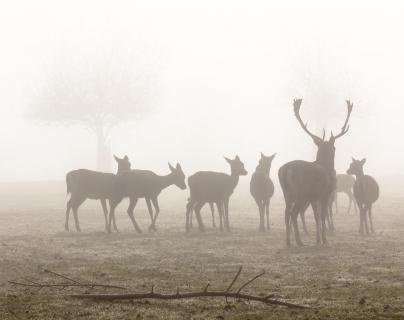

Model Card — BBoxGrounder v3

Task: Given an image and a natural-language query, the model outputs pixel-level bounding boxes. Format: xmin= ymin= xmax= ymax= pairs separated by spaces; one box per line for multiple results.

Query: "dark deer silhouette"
xmin=250 ymin=152 xmax=276 ymax=231
xmin=346 ymin=158 xmax=379 ymax=234
xmin=279 ymin=99 xmax=353 ymax=246
xmin=333 ymin=174 xmax=357 ymax=214
xmin=108 ymin=163 xmax=186 ymax=233
xmin=189 ymin=202 xmax=216 ymax=228
xmin=186 ymin=156 xmax=248 ymax=232
xmin=65 ymin=155 xmax=131 ymax=232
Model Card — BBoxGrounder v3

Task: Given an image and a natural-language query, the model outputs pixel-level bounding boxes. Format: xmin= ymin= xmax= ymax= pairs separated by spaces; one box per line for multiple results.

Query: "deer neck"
xmin=315 ymin=154 xmax=335 ymax=176
xmin=230 ymin=172 xmax=240 ymax=189
xmin=353 ymin=169 xmax=365 ymax=179
xmin=157 ymin=173 xmax=175 ymax=192
xmin=255 ymin=165 xmax=270 ymax=177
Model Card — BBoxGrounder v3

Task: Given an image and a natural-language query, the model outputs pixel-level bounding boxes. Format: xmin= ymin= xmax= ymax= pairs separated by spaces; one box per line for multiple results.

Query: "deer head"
xmin=224 ymin=155 xmax=248 ymax=176
xmin=114 ymin=154 xmax=131 ymax=173
xmin=168 ymin=162 xmax=187 ymax=190
xmin=293 ymin=99 xmax=353 ymax=170
xmin=346 ymin=158 xmax=366 ymax=176
xmin=258 ymin=152 xmax=276 ymax=174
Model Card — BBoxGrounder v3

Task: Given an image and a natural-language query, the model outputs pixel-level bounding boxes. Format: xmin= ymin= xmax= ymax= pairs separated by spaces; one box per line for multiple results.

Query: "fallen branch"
xmin=68 ymin=266 xmax=308 ymax=309
xmin=67 ymin=290 xmax=304 ymax=308
xmin=8 ymin=267 xmax=309 ymax=309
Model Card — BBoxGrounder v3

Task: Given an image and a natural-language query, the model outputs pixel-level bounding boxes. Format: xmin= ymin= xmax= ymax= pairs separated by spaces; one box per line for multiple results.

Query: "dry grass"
xmin=1 ymin=182 xmax=404 ymax=319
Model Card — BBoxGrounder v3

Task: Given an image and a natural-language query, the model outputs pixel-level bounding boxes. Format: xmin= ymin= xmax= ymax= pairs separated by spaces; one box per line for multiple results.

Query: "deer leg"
xmin=194 ymin=201 xmax=206 ymax=232
xmin=145 ymin=198 xmax=154 ymax=232
xmin=216 ymin=201 xmax=224 ymax=231
xmin=363 ymin=204 xmax=370 ymax=235
xmin=334 ymin=192 xmax=339 ymax=215
xmin=320 ymin=200 xmax=328 ymax=245
xmin=100 ymin=199 xmax=109 ymax=231
xmin=254 ymin=197 xmax=265 ymax=232
xmin=150 ymin=197 xmax=160 ymax=231
xmin=185 ymin=200 xmax=194 ymax=232
xmin=224 ymin=198 xmax=230 ymax=232
xmin=353 ymin=197 xmax=358 ymax=214
xmin=265 ymin=199 xmax=270 ymax=230
xmin=127 ymin=197 xmax=142 ymax=233
xmin=189 ymin=207 xmax=193 ymax=228
xmin=300 ymin=203 xmax=309 ymax=235
xmin=65 ymin=198 xmax=72 ymax=231
xmin=311 ymin=202 xmax=321 ymax=244
xmin=108 ymin=197 xmax=122 ymax=233
xmin=71 ymin=197 xmax=85 ymax=232
xmin=328 ymin=201 xmax=335 ymax=234
xmin=209 ymin=202 xmax=216 ymax=228
xmin=358 ymin=204 xmax=364 ymax=235
xmin=285 ymin=202 xmax=292 ymax=247
xmin=368 ymin=204 xmax=374 ymax=233
xmin=345 ymin=191 xmax=352 ymax=214
xmin=291 ymin=202 xmax=303 ymax=246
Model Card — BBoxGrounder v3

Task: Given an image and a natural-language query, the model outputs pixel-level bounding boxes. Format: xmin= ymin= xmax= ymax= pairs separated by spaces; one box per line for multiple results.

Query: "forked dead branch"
xmin=8 ymin=266 xmax=308 ymax=309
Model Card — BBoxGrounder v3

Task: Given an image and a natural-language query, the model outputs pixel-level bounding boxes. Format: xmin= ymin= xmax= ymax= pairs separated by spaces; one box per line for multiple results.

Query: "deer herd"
xmin=65 ymin=99 xmax=379 ymax=246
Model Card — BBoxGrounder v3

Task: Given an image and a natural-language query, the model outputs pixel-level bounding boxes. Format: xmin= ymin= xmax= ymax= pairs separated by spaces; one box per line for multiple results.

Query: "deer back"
xmin=188 ymin=171 xmax=236 ymax=202
xmin=278 ymin=160 xmax=333 ymax=204
xmin=66 ymin=169 xmax=116 ymax=200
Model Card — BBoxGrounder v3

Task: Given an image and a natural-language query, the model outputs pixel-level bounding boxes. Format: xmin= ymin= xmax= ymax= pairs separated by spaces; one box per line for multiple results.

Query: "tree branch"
xmin=8 ymin=267 xmax=309 ymax=309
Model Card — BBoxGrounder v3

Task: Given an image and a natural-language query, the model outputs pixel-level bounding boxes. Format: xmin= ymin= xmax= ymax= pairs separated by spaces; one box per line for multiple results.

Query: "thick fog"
xmin=0 ymin=0 xmax=403 ymax=182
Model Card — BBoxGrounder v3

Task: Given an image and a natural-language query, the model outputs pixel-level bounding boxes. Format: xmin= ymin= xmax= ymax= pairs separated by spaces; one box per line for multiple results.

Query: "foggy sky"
xmin=0 ymin=0 xmax=403 ymax=181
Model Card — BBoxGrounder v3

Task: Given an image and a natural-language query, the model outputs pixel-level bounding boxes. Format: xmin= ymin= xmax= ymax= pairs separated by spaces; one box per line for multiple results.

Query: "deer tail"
xmin=66 ymin=172 xmax=72 ymax=196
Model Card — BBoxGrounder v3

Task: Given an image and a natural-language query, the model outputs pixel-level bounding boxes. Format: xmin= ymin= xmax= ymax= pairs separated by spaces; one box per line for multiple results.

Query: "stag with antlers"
xmin=278 ymin=99 xmax=353 ymax=246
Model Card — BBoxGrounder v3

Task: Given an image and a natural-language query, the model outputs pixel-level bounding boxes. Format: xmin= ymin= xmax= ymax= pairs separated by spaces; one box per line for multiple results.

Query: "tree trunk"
xmin=95 ymin=124 xmax=112 ymax=172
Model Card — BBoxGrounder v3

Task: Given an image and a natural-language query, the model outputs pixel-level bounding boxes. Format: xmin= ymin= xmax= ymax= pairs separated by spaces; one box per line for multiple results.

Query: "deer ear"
xmin=270 ymin=153 xmax=277 ymax=160
xmin=176 ymin=163 xmax=182 ymax=170
xmin=168 ymin=162 xmax=175 ymax=172
xmin=351 ymin=157 xmax=356 ymax=162
xmin=360 ymin=158 xmax=366 ymax=165
xmin=224 ymin=157 xmax=232 ymax=164
xmin=114 ymin=155 xmax=120 ymax=162
xmin=124 ymin=155 xmax=128 ymax=160
xmin=260 ymin=152 xmax=265 ymax=159
xmin=235 ymin=155 xmax=240 ymax=161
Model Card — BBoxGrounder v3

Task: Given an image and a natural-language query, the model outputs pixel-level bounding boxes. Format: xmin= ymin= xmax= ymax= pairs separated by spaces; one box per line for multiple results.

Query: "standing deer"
xmin=346 ymin=158 xmax=379 ymax=234
xmin=186 ymin=156 xmax=248 ymax=232
xmin=279 ymin=98 xmax=353 ymax=246
xmin=333 ymin=173 xmax=358 ymax=214
xmin=108 ymin=163 xmax=186 ymax=233
xmin=65 ymin=155 xmax=131 ymax=232
xmin=250 ymin=152 xmax=276 ymax=231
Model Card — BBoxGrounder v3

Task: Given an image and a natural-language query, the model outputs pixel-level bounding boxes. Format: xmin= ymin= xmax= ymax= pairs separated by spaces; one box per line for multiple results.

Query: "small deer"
xmin=186 ymin=156 xmax=248 ymax=232
xmin=108 ymin=163 xmax=186 ymax=233
xmin=65 ymin=155 xmax=131 ymax=232
xmin=333 ymin=174 xmax=358 ymax=214
xmin=250 ymin=152 xmax=276 ymax=231
xmin=346 ymin=158 xmax=379 ymax=234
xmin=279 ymin=98 xmax=353 ymax=246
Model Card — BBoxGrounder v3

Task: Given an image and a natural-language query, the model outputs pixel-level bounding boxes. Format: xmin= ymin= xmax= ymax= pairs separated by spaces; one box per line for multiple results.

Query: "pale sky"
xmin=0 ymin=0 xmax=403 ymax=181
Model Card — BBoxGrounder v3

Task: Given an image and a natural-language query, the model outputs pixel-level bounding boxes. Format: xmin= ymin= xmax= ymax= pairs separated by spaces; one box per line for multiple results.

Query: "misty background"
xmin=0 ymin=0 xmax=402 ymax=186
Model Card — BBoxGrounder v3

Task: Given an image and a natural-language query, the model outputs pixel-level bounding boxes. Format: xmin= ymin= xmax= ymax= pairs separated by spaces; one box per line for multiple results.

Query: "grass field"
xmin=1 ymin=181 xmax=404 ymax=319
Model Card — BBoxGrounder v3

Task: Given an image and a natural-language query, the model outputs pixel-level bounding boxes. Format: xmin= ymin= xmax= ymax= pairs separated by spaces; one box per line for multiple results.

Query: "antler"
xmin=293 ymin=98 xmax=323 ymax=145
xmin=330 ymin=100 xmax=353 ymax=141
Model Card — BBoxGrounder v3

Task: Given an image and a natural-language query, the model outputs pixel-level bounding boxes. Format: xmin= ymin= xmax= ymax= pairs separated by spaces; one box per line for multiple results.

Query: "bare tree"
xmin=28 ymin=42 xmax=159 ymax=171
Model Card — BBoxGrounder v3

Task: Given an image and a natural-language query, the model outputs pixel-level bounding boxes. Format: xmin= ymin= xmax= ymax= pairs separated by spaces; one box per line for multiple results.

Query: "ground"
xmin=0 ymin=181 xmax=404 ymax=319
